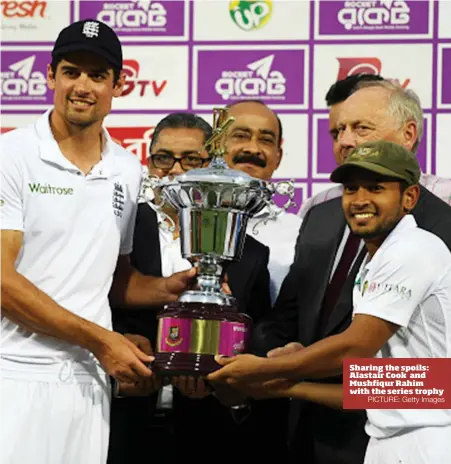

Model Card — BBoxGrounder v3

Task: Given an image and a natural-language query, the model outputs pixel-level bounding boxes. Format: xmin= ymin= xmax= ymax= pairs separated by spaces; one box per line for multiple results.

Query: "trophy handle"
xmin=251 ymin=179 xmax=297 ymax=235
xmin=139 ymin=174 xmax=176 ymax=232
xmin=274 ymin=178 xmax=297 ymax=210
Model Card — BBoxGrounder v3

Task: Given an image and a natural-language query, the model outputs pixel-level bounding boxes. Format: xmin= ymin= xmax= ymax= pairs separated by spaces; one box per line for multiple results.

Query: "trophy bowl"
xmin=150 ymin=128 xmax=274 ymax=376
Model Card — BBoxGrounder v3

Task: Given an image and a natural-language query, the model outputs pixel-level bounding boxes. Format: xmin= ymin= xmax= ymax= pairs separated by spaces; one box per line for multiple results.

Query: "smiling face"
xmin=329 ymin=87 xmax=417 ymax=166
xmin=342 ymin=168 xmax=419 ymax=247
xmin=223 ymin=102 xmax=282 ymax=181
xmin=47 ymin=51 xmax=124 ymax=129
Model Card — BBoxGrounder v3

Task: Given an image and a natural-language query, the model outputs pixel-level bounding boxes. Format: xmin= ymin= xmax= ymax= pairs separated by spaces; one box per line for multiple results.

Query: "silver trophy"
xmin=152 ymin=108 xmax=283 ymax=376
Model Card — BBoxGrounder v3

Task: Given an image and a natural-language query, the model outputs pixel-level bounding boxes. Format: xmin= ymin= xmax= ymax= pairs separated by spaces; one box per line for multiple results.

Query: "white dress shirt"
xmin=247 ymin=204 xmax=303 ymax=305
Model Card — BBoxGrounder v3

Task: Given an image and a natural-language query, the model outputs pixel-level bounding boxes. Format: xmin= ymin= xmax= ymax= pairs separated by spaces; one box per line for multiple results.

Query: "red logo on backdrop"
xmin=337 ymin=57 xmax=382 ymax=80
xmin=121 ymin=60 xmax=167 ymax=98
xmin=107 ymin=126 xmax=155 ymax=165
xmin=0 ymin=127 xmax=14 ymax=134
xmin=343 ymin=358 xmax=451 ymax=409
xmin=1 ymin=1 xmax=47 ymax=18
xmin=336 ymin=57 xmax=410 ymax=88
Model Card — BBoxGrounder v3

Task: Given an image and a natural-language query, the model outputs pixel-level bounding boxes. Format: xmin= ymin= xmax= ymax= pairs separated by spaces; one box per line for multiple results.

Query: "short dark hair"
xmin=226 ymin=100 xmax=283 ymax=148
xmin=50 ymin=56 xmax=121 ymax=85
xmin=150 ymin=112 xmax=213 ymax=153
xmin=325 ymin=74 xmax=384 ymax=106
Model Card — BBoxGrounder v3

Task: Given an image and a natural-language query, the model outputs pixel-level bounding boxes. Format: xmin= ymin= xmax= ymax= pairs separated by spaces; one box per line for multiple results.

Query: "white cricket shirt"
xmin=352 ymin=215 xmax=451 ymax=438
xmin=0 ymin=110 xmax=142 ymax=367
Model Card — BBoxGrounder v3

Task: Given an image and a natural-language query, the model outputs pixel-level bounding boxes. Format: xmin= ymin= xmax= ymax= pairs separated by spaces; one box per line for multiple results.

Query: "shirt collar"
xmin=35 ymin=109 xmax=120 ymax=177
xmin=363 ymin=215 xmax=417 ymax=272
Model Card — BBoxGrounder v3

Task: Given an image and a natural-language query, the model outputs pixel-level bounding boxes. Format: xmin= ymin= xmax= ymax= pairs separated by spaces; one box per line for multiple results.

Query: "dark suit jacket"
xmin=108 ymin=203 xmax=273 ymax=463
xmin=253 ymin=186 xmax=451 ymax=464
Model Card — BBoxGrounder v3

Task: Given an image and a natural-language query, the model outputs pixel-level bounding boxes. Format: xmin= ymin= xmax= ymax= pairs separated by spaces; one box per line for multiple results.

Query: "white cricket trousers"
xmin=364 ymin=425 xmax=451 ymax=464
xmin=0 ymin=359 xmax=111 ymax=464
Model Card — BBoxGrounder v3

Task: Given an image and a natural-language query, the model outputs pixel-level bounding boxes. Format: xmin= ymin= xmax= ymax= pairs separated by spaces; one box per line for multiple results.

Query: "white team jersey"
xmin=0 ymin=110 xmax=142 ymax=367
xmin=353 ymin=215 xmax=451 ymax=438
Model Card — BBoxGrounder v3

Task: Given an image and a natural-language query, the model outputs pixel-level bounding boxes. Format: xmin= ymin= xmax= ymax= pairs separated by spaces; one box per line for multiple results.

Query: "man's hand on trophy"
xmin=124 ymin=333 xmax=154 ymax=355
xmin=267 ymin=342 xmax=304 ymax=358
xmin=92 ymin=330 xmax=154 ymax=384
xmin=221 ymin=273 xmax=232 ymax=295
xmin=207 ymin=353 xmax=272 ymax=385
xmin=117 ymin=375 xmax=161 ymax=397
xmin=172 ymin=375 xmax=213 ymax=399
xmin=162 ymin=267 xmax=198 ymax=302
xmin=110 ymin=333 xmax=159 ymax=397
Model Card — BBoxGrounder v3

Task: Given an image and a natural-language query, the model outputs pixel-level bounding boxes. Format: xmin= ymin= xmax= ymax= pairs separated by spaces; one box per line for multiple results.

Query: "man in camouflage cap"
xmin=331 ymin=140 xmax=421 ymax=186
xmin=209 ymin=139 xmax=451 ymax=464
xmin=331 ymin=140 xmax=421 ymax=247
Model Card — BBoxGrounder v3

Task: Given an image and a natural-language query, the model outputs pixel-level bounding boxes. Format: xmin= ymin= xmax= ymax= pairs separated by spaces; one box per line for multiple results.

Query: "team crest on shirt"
xmin=112 ymin=182 xmax=125 ymax=217
xmin=166 ymin=325 xmax=183 ymax=347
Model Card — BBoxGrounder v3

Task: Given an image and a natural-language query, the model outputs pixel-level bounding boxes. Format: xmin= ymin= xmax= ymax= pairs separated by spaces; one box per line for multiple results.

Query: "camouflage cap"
xmin=330 ymin=140 xmax=421 ymax=186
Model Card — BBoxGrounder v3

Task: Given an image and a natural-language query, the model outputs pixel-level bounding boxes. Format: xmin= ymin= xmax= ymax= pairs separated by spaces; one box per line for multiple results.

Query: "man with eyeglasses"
xmin=107 ymin=112 xmax=272 ymax=463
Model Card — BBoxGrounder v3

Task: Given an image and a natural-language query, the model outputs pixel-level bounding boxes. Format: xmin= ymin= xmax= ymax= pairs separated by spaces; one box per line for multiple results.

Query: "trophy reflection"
xmin=152 ymin=108 xmax=273 ymax=376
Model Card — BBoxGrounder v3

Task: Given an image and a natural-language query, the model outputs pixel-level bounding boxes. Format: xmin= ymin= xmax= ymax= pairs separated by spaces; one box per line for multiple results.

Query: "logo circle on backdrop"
xmin=229 ymin=1 xmax=273 ymax=31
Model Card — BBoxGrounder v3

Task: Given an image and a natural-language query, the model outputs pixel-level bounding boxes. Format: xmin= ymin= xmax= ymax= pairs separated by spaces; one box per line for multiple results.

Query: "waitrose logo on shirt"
xmin=28 ymin=183 xmax=74 ymax=195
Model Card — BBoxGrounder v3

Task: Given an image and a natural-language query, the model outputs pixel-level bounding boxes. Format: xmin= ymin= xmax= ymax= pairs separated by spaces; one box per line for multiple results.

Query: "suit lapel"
xmin=131 ymin=203 xmax=163 ymax=277
xmin=299 ymin=198 xmax=347 ymax=346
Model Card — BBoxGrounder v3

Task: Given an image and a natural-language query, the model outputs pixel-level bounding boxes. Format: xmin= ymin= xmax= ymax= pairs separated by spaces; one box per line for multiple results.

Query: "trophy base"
xmin=154 ymin=300 xmax=252 ymax=378
xmin=152 ymin=352 xmax=220 ymax=378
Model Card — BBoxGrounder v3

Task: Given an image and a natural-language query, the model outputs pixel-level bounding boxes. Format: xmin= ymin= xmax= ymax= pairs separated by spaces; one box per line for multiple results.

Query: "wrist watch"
xmin=230 ymin=403 xmax=249 ymax=410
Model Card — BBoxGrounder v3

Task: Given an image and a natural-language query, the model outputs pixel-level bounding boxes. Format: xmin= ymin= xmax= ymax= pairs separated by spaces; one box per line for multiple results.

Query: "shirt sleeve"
xmin=0 ymin=140 xmax=24 ymax=231
xmin=353 ymin=241 xmax=435 ymax=328
xmin=119 ymin=162 xmax=142 ymax=256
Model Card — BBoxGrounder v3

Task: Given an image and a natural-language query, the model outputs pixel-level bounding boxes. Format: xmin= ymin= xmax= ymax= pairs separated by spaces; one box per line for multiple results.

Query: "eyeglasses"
xmin=150 ymin=154 xmax=212 ymax=171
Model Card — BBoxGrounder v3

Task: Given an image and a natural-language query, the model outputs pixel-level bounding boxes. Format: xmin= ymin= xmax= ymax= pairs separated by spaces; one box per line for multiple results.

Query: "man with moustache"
xmin=243 ymin=79 xmax=451 ymax=463
xmin=108 ymin=112 xmax=272 ymax=463
xmin=175 ymin=101 xmax=301 ymax=455
xmin=299 ymin=75 xmax=451 ymax=217
xmin=0 ymin=20 xmax=195 ymax=464
xmin=224 ymin=100 xmax=302 ymax=305
xmin=209 ymin=140 xmax=451 ymax=464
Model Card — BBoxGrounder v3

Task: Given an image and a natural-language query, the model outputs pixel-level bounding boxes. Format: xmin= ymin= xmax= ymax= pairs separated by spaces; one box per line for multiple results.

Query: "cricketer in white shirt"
xmin=0 ymin=109 xmax=142 ymax=463
xmin=353 ymin=214 xmax=451 ymax=463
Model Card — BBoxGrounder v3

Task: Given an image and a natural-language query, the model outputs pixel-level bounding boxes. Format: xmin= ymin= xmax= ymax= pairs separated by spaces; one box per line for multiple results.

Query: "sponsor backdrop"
xmin=1 ymin=0 xmax=450 ymax=213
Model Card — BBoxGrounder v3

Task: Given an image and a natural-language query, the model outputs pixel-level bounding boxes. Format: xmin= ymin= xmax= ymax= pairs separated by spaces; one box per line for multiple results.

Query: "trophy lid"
xmin=170 ymin=157 xmax=269 ymax=189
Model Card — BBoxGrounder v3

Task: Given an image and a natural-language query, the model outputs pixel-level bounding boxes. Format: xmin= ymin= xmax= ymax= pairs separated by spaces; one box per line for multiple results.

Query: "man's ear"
xmin=403 ymin=184 xmax=420 ymax=213
xmin=402 ymin=120 xmax=418 ymax=152
xmin=113 ymin=70 xmax=126 ymax=98
xmin=47 ymin=64 xmax=56 ymax=91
